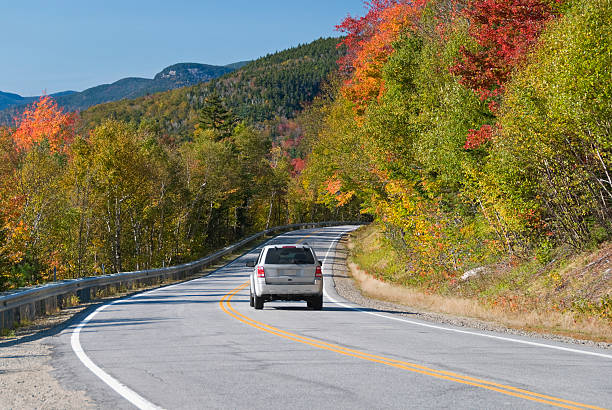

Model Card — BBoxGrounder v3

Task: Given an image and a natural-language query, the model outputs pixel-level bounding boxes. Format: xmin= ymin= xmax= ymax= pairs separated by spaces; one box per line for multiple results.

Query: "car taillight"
xmin=257 ymin=266 xmax=265 ymax=278
xmin=315 ymin=266 xmax=322 ymax=278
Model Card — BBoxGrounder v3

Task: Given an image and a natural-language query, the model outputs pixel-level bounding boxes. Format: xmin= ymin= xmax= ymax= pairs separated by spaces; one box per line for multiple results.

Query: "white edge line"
xmin=321 ymin=231 xmax=612 ymax=361
xmin=70 ymin=299 xmax=164 ymax=410
xmin=69 ymin=227 xmax=326 ymax=409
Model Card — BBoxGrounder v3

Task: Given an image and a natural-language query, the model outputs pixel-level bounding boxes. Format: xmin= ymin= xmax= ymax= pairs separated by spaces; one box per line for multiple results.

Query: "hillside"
xmin=224 ymin=61 xmax=251 ymax=70
xmin=0 ymin=63 xmax=235 ymax=125
xmin=81 ymin=37 xmax=343 ymax=138
xmin=348 ymin=224 xmax=612 ymax=341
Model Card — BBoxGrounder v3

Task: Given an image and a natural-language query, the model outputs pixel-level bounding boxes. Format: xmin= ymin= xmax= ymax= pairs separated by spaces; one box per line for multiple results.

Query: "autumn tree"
xmin=0 ymin=97 xmax=78 ymax=287
xmin=452 ymin=0 xmax=560 ymax=100
xmin=489 ymin=0 xmax=612 ymax=249
xmin=233 ymin=124 xmax=275 ymax=230
xmin=336 ymin=0 xmax=412 ymax=75
xmin=337 ymin=0 xmax=428 ymax=115
xmin=0 ymin=128 xmax=21 ymax=289
xmin=12 ymin=96 xmax=77 ymax=154
xmin=71 ymin=121 xmax=153 ymax=272
xmin=451 ymin=0 xmax=561 ymax=149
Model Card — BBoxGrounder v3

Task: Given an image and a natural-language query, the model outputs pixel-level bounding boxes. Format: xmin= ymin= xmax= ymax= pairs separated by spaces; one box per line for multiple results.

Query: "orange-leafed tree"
xmin=337 ymin=0 xmax=428 ymax=115
xmin=0 ymin=97 xmax=78 ymax=288
xmin=12 ymin=95 xmax=77 ymax=155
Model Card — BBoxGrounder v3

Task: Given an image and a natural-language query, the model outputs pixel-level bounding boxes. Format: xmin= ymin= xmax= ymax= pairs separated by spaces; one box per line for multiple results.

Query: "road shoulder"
xmin=329 ymin=235 xmax=612 ymax=351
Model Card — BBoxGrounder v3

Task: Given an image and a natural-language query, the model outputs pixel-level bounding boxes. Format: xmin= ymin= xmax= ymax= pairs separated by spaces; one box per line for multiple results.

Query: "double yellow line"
xmin=220 ymin=282 xmax=605 ymax=410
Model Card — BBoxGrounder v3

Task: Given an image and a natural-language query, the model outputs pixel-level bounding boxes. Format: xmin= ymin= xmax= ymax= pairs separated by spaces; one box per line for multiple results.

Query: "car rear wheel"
xmin=254 ymin=295 xmax=264 ymax=310
xmin=308 ymin=295 xmax=323 ymax=310
xmin=249 ymin=291 xmax=254 ymax=307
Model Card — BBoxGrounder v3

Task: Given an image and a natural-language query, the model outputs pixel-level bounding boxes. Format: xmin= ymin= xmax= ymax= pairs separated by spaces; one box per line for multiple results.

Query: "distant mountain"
xmin=153 ymin=63 xmax=235 ymax=87
xmin=56 ymin=63 xmax=234 ymax=112
xmin=81 ymin=37 xmax=344 ymax=138
xmin=0 ymin=90 xmax=76 ymax=111
xmin=0 ymin=63 xmax=236 ymax=125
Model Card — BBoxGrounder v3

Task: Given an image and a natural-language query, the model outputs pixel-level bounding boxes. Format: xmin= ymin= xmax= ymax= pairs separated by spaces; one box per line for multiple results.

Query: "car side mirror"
xmin=246 ymin=260 xmax=256 ymax=268
xmin=318 ymin=261 xmax=322 ymax=267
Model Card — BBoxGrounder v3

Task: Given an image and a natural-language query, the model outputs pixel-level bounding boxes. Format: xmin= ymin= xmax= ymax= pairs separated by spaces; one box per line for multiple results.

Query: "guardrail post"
xmin=60 ymin=292 xmax=78 ymax=309
xmin=44 ymin=295 xmax=58 ymax=315
xmin=1 ymin=310 xmax=14 ymax=331
xmin=77 ymin=287 xmax=90 ymax=303
xmin=18 ymin=302 xmax=34 ymax=325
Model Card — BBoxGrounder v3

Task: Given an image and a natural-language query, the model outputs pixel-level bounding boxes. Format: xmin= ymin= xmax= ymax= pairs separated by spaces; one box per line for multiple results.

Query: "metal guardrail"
xmin=0 ymin=221 xmax=362 ymax=331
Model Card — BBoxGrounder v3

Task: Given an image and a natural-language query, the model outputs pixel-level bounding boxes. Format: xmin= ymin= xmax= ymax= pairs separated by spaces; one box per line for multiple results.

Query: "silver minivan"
xmin=246 ymin=244 xmax=323 ymax=310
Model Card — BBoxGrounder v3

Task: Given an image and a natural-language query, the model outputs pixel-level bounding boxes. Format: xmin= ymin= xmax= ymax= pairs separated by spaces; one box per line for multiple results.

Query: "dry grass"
xmin=348 ymin=226 xmax=612 ymax=343
xmin=349 ymin=262 xmax=612 ymax=342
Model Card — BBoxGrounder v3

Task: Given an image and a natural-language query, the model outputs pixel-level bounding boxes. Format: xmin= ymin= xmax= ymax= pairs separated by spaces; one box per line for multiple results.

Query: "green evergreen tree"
xmin=198 ymin=93 xmax=237 ymax=139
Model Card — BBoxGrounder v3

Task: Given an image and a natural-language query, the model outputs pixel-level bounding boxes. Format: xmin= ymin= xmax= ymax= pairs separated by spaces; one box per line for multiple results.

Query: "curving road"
xmin=51 ymin=226 xmax=612 ymax=409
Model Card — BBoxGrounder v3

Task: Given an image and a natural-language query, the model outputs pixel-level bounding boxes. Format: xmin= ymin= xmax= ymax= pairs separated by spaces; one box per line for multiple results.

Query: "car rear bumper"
xmin=254 ymin=279 xmax=323 ymax=298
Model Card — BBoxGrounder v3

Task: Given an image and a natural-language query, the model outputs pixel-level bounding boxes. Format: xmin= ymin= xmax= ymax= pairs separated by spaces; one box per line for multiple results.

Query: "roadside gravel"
xmin=330 ymin=235 xmax=612 ymax=350
xmin=0 ymin=306 xmax=93 ymax=409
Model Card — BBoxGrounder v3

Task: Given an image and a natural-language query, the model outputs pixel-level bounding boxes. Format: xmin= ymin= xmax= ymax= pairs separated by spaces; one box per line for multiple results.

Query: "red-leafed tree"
xmin=464 ymin=124 xmax=495 ymax=149
xmin=452 ymin=0 xmax=560 ymax=101
xmin=12 ymin=96 xmax=77 ymax=154
xmin=336 ymin=0 xmax=404 ymax=75
xmin=291 ymin=157 xmax=306 ymax=176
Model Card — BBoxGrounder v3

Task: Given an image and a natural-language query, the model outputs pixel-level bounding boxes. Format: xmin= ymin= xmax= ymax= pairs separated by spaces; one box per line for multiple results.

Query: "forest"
xmin=0 ymin=36 xmax=360 ymax=291
xmin=297 ymin=0 xmax=611 ymax=302
xmin=0 ymin=93 xmax=363 ymax=290
xmin=1 ymin=0 xmax=610 ymax=299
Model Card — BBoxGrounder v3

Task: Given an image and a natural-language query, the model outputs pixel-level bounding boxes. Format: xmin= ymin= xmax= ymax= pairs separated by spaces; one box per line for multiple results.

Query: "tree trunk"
xmin=266 ymin=192 xmax=275 ymax=230
xmin=114 ymin=196 xmax=122 ymax=273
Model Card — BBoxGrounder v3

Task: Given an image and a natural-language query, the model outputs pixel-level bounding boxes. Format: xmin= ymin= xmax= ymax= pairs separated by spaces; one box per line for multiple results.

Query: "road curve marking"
xmin=220 ymin=229 xmax=606 ymax=410
xmin=71 ymin=299 xmax=165 ymax=410
xmin=221 ymin=283 xmax=605 ymax=410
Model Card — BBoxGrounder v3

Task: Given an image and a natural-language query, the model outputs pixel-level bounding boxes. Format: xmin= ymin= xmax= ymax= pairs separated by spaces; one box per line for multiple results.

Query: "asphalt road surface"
xmin=52 ymin=226 xmax=612 ymax=409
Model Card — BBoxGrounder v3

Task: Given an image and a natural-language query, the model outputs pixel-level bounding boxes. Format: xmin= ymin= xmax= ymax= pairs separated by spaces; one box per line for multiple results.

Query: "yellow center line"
xmin=220 ymin=286 xmax=605 ymax=410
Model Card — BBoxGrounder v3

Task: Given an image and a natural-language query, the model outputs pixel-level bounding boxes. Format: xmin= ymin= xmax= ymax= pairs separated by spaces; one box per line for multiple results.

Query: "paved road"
xmin=52 ymin=226 xmax=612 ymax=409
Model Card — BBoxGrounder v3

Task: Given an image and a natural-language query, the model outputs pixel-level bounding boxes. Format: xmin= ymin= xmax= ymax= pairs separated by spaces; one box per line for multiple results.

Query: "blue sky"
xmin=1 ymin=0 xmax=365 ymax=96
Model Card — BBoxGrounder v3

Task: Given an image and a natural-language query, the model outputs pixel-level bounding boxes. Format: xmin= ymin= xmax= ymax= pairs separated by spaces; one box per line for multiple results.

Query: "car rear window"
xmin=265 ymin=247 xmax=315 ymax=265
